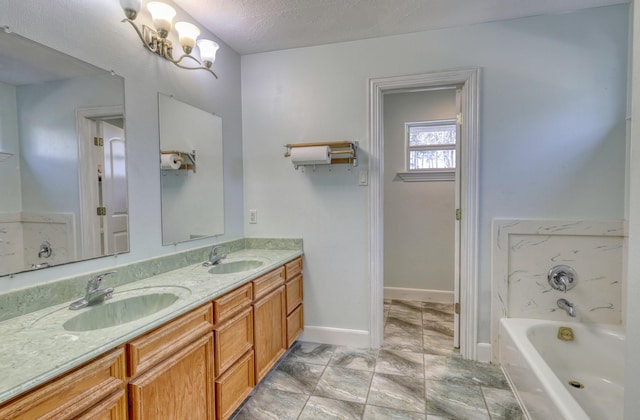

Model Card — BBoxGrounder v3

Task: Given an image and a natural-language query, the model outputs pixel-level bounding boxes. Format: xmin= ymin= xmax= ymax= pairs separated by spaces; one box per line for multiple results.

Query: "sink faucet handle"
xmin=88 ymin=271 xmax=117 ymax=291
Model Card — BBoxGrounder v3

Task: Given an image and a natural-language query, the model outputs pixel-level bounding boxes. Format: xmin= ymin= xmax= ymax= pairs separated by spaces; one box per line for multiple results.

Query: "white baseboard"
xmin=300 ymin=326 xmax=370 ymax=348
xmin=476 ymin=342 xmax=491 ymax=363
xmin=384 ymin=287 xmax=454 ymax=303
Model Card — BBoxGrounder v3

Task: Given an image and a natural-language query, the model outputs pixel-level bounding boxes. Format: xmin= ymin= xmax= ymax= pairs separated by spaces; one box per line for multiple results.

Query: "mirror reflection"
xmin=0 ymin=31 xmax=128 ymax=277
xmin=159 ymin=93 xmax=224 ymax=245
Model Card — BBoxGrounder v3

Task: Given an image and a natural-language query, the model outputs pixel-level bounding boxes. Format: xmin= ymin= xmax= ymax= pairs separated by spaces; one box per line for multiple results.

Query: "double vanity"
xmin=0 ymin=244 xmax=304 ymax=419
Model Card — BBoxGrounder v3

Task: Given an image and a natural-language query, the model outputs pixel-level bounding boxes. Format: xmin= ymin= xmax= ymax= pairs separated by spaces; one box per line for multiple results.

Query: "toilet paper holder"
xmin=284 ymin=141 xmax=358 ymax=170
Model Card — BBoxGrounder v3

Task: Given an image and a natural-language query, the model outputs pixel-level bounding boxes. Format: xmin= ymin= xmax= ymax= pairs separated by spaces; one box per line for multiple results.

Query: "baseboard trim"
xmin=476 ymin=342 xmax=491 ymax=363
xmin=384 ymin=287 xmax=454 ymax=303
xmin=300 ymin=326 xmax=370 ymax=348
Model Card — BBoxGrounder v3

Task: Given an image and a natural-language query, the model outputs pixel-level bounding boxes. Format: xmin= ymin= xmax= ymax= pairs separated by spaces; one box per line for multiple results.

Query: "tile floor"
xmin=231 ymin=299 xmax=524 ymax=419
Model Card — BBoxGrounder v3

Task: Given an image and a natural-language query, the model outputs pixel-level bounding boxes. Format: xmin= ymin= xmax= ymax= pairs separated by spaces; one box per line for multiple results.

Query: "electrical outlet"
xmin=249 ymin=209 xmax=257 ymax=224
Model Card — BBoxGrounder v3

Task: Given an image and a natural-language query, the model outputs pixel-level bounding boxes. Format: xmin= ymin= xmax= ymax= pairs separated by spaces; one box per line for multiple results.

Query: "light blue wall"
xmin=0 ymin=0 xmax=244 ymax=292
xmin=0 ymin=82 xmax=21 ymax=213
xmin=242 ymin=5 xmax=629 ymax=343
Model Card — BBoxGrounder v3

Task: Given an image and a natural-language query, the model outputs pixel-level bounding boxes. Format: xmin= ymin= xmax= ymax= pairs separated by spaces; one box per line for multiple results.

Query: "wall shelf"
xmin=284 ymin=141 xmax=358 ymax=168
xmin=161 ymin=149 xmax=196 ymax=172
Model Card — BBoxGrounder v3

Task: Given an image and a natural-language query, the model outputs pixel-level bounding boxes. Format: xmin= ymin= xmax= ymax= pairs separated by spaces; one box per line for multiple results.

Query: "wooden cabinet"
xmin=215 ymin=350 xmax=255 ymax=420
xmin=285 ymin=257 xmax=304 ymax=348
xmin=128 ymin=305 xmax=215 ymax=420
xmin=0 ymin=256 xmax=303 ymax=420
xmin=0 ymin=347 xmax=127 ymax=420
xmin=253 ymin=284 xmax=287 ymax=382
xmin=129 ymin=334 xmax=214 ymax=419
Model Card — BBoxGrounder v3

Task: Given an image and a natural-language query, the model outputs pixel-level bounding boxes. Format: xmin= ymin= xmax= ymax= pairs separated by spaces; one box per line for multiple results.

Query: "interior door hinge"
xmin=456 ymin=113 xmax=463 ymax=125
xmin=454 ymin=302 xmax=460 ymax=315
xmin=96 ymin=207 xmax=106 ymax=216
xmin=455 ymin=208 xmax=461 ymax=221
xmin=94 ymin=137 xmax=104 ymax=146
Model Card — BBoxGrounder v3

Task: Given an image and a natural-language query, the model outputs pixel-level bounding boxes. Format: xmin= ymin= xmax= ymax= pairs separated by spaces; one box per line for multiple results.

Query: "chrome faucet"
xmin=38 ymin=241 xmax=52 ymax=258
xmin=557 ymin=298 xmax=576 ymax=318
xmin=69 ymin=271 xmax=116 ymax=310
xmin=203 ymin=245 xmax=227 ymax=267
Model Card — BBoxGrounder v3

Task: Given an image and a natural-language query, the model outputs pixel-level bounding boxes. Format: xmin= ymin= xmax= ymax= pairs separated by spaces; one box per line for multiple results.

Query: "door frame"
xmin=368 ymin=68 xmax=480 ymax=360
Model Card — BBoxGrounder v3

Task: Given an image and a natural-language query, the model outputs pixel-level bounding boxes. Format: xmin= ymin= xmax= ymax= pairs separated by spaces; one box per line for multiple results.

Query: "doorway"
xmin=368 ymin=68 xmax=480 ymax=360
xmin=383 ymin=88 xmax=459 ymax=351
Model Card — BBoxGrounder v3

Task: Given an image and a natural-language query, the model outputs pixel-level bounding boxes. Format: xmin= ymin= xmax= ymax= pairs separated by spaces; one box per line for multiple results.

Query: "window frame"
xmin=399 ymin=119 xmax=457 ymax=182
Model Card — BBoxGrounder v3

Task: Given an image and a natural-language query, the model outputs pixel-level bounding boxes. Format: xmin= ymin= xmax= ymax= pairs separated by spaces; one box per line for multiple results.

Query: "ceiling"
xmin=173 ymin=0 xmax=628 ymax=55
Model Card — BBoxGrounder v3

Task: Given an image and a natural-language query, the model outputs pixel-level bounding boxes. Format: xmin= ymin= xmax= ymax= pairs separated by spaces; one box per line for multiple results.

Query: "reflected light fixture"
xmin=119 ymin=0 xmax=219 ymax=78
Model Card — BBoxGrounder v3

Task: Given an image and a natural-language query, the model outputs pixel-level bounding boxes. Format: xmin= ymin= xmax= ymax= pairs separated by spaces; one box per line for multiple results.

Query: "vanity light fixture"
xmin=119 ymin=0 xmax=219 ymax=78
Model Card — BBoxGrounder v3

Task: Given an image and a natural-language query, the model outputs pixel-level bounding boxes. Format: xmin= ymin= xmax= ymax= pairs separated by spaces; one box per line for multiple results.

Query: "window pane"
xmin=409 ymin=149 xmax=456 ymax=170
xmin=409 ymin=124 xmax=456 ymax=147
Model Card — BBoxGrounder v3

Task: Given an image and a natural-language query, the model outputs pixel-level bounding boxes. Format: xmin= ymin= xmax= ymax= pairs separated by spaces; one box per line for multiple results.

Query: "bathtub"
xmin=499 ymin=318 xmax=624 ymax=420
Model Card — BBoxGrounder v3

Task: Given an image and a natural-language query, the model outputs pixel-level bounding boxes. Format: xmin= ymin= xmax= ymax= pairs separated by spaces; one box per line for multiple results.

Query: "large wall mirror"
xmin=159 ymin=93 xmax=224 ymax=245
xmin=0 ymin=31 xmax=128 ymax=277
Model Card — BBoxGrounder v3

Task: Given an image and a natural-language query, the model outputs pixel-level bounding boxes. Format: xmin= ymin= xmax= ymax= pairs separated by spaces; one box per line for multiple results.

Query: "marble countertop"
xmin=0 ymin=248 xmax=302 ymax=404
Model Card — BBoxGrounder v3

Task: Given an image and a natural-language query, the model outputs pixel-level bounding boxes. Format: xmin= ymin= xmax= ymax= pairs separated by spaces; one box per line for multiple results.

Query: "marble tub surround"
xmin=491 ymin=219 xmax=624 ymax=362
xmin=0 ymin=245 xmax=302 ymax=404
xmin=231 ymin=299 xmax=522 ymax=419
xmin=0 ymin=237 xmax=302 ymax=321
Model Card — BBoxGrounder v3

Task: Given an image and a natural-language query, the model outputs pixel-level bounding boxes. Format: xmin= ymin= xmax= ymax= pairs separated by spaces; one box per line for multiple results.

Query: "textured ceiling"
xmin=173 ymin=0 xmax=628 ymax=55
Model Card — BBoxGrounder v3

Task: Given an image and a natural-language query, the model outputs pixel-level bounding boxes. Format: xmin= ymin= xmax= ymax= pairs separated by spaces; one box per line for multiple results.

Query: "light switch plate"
xmin=359 ymin=169 xmax=368 ymax=186
xmin=249 ymin=209 xmax=257 ymax=224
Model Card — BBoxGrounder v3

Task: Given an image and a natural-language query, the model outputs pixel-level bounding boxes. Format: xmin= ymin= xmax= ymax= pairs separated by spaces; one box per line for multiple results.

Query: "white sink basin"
xmin=63 ymin=293 xmax=180 ymax=331
xmin=208 ymin=260 xmax=264 ymax=275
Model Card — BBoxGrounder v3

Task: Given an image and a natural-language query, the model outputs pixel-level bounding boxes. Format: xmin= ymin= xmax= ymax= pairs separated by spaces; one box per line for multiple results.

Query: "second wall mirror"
xmin=159 ymin=93 xmax=224 ymax=245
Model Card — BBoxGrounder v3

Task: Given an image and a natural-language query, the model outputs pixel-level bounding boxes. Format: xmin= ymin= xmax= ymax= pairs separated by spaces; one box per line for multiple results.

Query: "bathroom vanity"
xmin=0 ymin=249 xmax=304 ymax=420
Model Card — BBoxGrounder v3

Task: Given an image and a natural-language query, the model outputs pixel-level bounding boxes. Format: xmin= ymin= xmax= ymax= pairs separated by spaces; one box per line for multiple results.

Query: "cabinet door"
xmin=129 ymin=334 xmax=214 ymax=420
xmin=215 ymin=350 xmax=255 ymax=420
xmin=0 ymin=348 xmax=126 ymax=420
xmin=253 ymin=285 xmax=287 ymax=382
xmin=287 ymin=304 xmax=304 ymax=348
xmin=285 ymin=274 xmax=303 ymax=315
xmin=76 ymin=389 xmax=127 ymax=420
xmin=214 ymin=306 xmax=254 ymax=377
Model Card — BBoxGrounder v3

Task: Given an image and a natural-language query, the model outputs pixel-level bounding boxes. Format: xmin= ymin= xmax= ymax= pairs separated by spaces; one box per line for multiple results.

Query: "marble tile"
xmin=392 ymin=300 xmax=424 ymax=313
xmin=425 ymin=380 xmax=490 ymax=419
xmin=386 ymin=314 xmax=423 ymax=330
xmin=330 ymin=346 xmax=378 ymax=371
xmin=382 ymin=328 xmax=424 ymax=353
xmin=376 ymin=349 xmax=424 ymax=378
xmin=299 ymin=396 xmax=365 ymax=419
xmin=363 ymin=404 xmax=426 ymax=419
xmin=472 ymin=362 xmax=510 ymax=390
xmin=260 ymin=359 xmax=325 ymax=394
xmin=424 ymin=354 xmax=476 ymax=384
xmin=288 ymin=342 xmax=336 ymax=365
xmin=232 ymin=387 xmax=308 ymax=420
xmin=481 ymin=386 xmax=525 ymax=420
xmin=422 ymin=302 xmax=454 ymax=314
xmin=314 ymin=366 xmax=373 ymax=404
xmin=422 ymin=308 xmax=454 ymax=322
xmin=423 ymin=319 xmax=454 ymax=337
xmin=367 ymin=373 xmax=426 ymax=413
xmin=423 ymin=332 xmax=454 ymax=356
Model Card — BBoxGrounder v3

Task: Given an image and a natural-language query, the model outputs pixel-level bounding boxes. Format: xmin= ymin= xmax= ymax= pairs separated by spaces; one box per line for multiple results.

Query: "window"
xmin=399 ymin=120 xmax=457 ymax=181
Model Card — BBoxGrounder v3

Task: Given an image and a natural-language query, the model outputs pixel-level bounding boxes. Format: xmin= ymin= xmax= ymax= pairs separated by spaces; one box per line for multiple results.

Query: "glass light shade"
xmin=197 ymin=39 xmax=219 ymax=66
xmin=175 ymin=22 xmax=200 ymax=54
xmin=120 ymin=0 xmax=141 ymax=19
xmin=147 ymin=2 xmax=176 ymax=38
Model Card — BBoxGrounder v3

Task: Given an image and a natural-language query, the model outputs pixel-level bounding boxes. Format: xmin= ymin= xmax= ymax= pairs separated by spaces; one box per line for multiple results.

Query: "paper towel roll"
xmin=290 ymin=146 xmax=331 ymax=165
xmin=161 ymin=153 xmax=183 ymax=170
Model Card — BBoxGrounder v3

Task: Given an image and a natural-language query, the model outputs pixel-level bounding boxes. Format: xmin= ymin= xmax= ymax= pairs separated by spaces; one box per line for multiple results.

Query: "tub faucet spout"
xmin=557 ymin=298 xmax=575 ymax=317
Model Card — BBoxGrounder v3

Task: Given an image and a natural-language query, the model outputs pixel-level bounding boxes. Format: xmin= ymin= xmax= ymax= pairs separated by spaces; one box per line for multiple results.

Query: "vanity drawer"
xmin=215 ymin=350 xmax=255 ymax=420
xmin=287 ymin=304 xmax=304 ymax=348
xmin=0 ymin=347 xmax=126 ymax=420
xmin=285 ymin=257 xmax=303 ymax=280
xmin=252 ymin=267 xmax=285 ymax=300
xmin=214 ymin=307 xmax=254 ymax=377
xmin=213 ymin=283 xmax=253 ymax=324
xmin=285 ymin=274 xmax=304 ymax=315
xmin=127 ymin=304 xmax=213 ymax=377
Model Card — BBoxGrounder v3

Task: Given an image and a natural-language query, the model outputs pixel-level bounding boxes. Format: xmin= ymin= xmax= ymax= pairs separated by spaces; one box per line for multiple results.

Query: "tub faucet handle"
xmin=548 ymin=265 xmax=577 ymax=293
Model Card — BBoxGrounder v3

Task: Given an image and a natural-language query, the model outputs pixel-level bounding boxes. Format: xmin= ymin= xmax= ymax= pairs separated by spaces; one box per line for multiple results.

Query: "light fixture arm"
xmin=122 ymin=18 xmax=218 ymax=78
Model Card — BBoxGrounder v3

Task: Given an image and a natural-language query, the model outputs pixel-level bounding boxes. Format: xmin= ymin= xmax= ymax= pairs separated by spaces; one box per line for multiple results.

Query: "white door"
xmin=101 ymin=121 xmax=129 ymax=254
